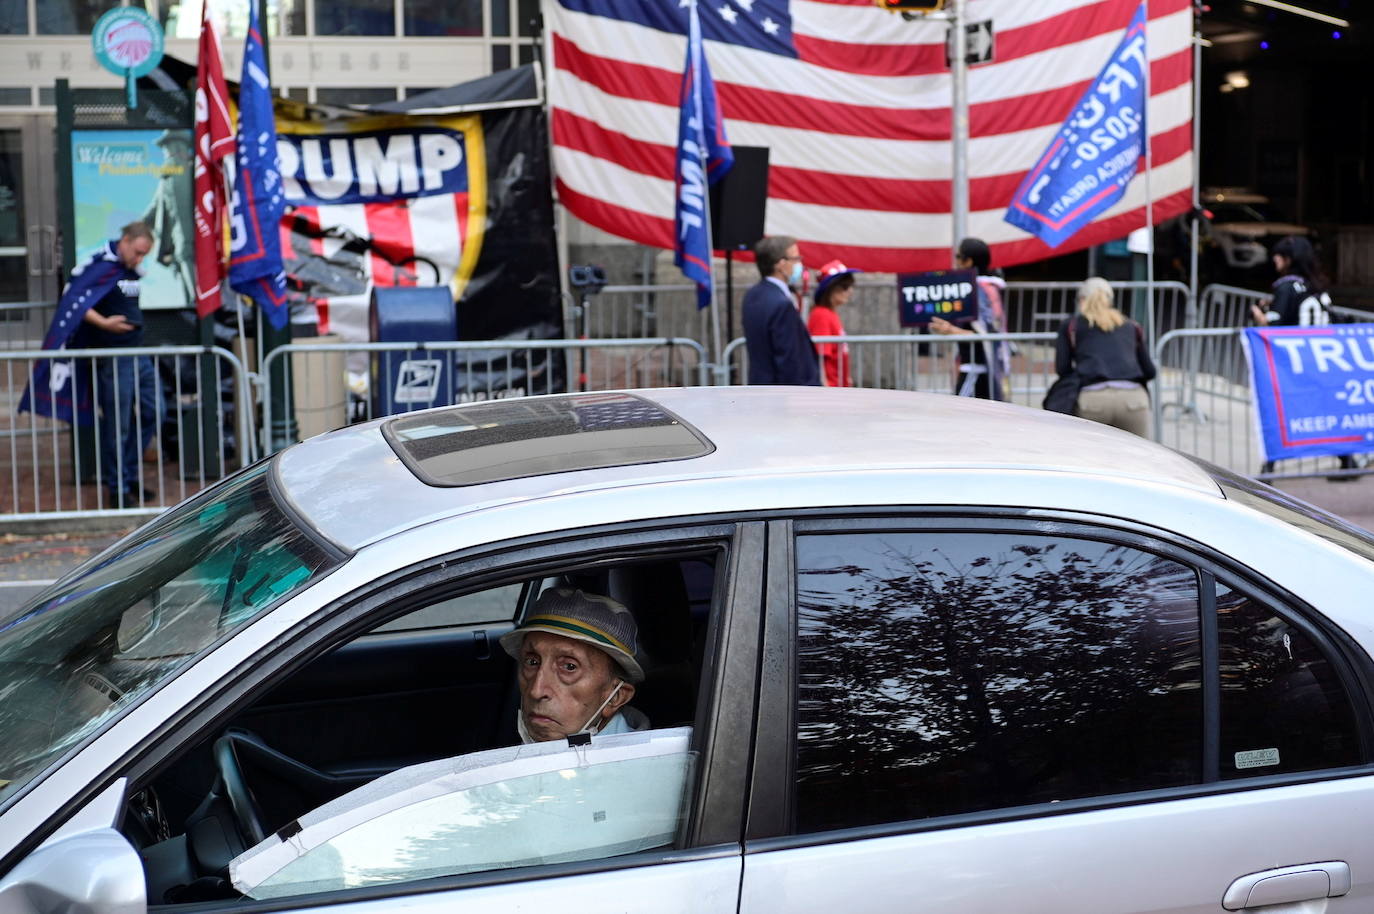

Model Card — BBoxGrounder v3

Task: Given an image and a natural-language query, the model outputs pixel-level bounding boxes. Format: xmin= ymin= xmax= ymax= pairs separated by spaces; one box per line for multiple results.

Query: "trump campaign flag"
xmin=1004 ymin=2 xmax=1149 ymax=247
xmin=1244 ymin=325 xmax=1374 ymax=463
xmin=673 ymin=0 xmax=733 ymax=310
xmin=546 ymin=0 xmax=1193 ymax=272
xmin=193 ymin=2 xmax=233 ymax=317
xmin=228 ymin=0 xmax=290 ymax=330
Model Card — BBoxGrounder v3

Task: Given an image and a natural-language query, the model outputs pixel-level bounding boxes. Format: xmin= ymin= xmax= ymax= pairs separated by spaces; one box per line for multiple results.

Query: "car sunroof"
xmin=382 ymin=393 xmax=715 ymax=487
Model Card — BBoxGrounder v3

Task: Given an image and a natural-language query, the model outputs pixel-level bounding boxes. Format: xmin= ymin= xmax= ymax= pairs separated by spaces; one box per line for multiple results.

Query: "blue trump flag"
xmin=673 ymin=0 xmax=733 ymax=310
xmin=1243 ymin=325 xmax=1374 ymax=462
xmin=228 ymin=0 xmax=289 ymax=330
xmin=1004 ymin=1 xmax=1148 ymax=248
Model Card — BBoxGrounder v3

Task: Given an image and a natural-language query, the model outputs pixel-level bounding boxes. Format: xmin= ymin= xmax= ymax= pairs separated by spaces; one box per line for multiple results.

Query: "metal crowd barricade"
xmin=1001 ymin=280 xmax=1193 ymax=345
xmin=260 ymin=337 xmax=709 ymax=452
xmin=0 ymin=302 xmax=56 ymax=352
xmin=721 ymin=331 xmax=1059 ymax=408
xmin=584 ymin=284 xmax=708 ymax=341
xmin=1196 ymin=284 xmax=1267 ymax=330
xmin=1152 ymin=328 xmax=1371 ymax=481
xmin=0 ymin=345 xmax=253 ymax=520
xmin=585 ymin=279 xmax=1196 ymax=357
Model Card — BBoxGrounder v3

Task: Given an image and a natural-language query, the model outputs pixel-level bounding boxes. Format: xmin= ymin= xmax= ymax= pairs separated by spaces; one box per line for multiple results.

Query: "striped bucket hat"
xmin=500 ymin=587 xmax=644 ymax=683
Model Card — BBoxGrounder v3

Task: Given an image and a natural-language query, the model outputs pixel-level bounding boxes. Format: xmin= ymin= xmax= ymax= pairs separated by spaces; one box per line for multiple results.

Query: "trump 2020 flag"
xmin=1003 ymin=2 xmax=1149 ymax=247
xmin=673 ymin=0 xmax=733 ymax=310
xmin=228 ymin=0 xmax=290 ymax=330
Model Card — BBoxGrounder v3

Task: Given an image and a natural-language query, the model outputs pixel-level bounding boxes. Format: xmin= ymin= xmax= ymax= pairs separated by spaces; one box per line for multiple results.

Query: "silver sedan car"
xmin=2 ymin=387 xmax=1373 ymax=914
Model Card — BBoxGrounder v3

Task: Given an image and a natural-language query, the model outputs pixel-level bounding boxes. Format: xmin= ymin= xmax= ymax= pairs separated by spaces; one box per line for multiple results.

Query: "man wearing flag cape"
xmin=19 ymin=222 xmax=163 ymax=506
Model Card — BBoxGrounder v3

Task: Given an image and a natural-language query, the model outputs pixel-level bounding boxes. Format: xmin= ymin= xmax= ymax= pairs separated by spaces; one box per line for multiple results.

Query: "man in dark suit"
xmin=741 ymin=235 xmax=820 ymax=385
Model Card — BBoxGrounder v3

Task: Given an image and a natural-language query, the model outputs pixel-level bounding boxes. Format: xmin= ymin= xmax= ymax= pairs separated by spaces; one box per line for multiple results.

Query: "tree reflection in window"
xmin=794 ymin=532 xmax=1202 ymax=833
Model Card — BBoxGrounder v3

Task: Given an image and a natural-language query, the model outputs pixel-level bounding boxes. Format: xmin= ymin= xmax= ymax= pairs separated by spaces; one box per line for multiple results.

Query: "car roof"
xmin=275 ymin=387 xmax=1222 ymax=551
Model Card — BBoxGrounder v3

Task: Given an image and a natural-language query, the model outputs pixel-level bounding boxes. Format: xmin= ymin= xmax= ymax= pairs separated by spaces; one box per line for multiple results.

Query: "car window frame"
xmin=745 ymin=508 xmax=1374 ymax=852
xmin=100 ymin=517 xmax=764 ymax=908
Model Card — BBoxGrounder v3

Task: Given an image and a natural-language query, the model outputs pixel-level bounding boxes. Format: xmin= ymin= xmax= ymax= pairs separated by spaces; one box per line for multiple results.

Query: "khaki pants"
xmin=1077 ymin=385 xmax=1150 ymax=437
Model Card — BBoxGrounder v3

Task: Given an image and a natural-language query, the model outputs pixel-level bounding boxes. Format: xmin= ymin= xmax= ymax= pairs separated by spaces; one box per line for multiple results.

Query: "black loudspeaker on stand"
xmin=710 ymin=146 xmax=770 ymax=338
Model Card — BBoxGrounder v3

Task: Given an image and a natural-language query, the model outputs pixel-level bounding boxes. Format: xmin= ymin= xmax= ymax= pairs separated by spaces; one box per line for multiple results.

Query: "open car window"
xmin=230 ymin=727 xmax=695 ymax=899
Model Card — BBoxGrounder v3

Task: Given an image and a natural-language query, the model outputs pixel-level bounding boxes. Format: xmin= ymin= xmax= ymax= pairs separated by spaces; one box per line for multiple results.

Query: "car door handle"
xmin=1223 ymin=861 xmax=1350 ymax=910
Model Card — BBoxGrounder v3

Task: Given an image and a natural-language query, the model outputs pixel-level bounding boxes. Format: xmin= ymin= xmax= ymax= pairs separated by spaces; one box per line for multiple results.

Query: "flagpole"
xmin=255 ymin=0 xmax=297 ymax=452
xmin=1189 ymin=17 xmax=1202 ymax=328
xmin=1143 ymin=0 xmax=1156 ymax=348
xmin=195 ymin=3 xmax=225 ymax=479
xmin=684 ymin=0 xmax=722 ymax=368
xmin=950 ymin=0 xmax=969 ymax=256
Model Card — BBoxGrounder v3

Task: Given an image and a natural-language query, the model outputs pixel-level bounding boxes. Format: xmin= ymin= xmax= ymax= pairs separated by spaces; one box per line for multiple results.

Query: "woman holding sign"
xmin=1052 ymin=277 xmax=1156 ymax=437
xmin=929 ymin=238 xmax=1011 ymax=401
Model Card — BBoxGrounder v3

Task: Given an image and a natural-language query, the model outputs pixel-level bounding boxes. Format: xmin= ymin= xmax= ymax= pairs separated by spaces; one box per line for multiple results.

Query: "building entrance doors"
xmin=0 ymin=115 xmax=60 ymax=302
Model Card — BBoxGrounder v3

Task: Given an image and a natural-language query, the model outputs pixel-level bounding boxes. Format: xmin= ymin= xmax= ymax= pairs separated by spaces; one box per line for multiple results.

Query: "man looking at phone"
xmin=74 ymin=222 xmax=162 ymax=506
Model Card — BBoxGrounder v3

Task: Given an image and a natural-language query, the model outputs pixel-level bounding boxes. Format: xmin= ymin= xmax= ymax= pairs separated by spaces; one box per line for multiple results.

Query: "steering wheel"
xmin=212 ymin=728 xmax=353 ymax=850
xmin=214 ymin=732 xmax=268 ymax=847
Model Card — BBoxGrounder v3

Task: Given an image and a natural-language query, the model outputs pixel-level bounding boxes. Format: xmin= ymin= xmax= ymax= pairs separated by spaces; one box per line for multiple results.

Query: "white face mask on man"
xmin=517 ymin=679 xmax=626 ymax=745
xmin=788 ymin=259 xmax=804 ymax=287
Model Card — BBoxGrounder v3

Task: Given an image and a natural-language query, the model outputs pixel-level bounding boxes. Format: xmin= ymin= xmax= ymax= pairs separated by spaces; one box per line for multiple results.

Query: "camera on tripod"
xmin=568 ymin=264 xmax=607 ymax=296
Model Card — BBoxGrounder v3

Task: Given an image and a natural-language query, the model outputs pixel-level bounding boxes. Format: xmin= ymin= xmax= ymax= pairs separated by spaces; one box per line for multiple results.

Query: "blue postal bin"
xmin=370 ymin=286 xmax=458 ymax=417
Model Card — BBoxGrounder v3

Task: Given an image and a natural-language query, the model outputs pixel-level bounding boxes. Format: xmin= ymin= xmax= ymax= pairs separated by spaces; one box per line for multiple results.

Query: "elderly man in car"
xmin=499 ymin=588 xmax=649 ymax=743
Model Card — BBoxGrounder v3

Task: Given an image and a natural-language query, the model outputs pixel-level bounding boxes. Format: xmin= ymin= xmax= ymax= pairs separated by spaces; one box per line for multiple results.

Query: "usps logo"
xmin=394 ymin=359 xmax=444 ymax=404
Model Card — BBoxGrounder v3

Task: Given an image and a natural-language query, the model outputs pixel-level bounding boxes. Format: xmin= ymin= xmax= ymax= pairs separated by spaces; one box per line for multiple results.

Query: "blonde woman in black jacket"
xmin=1055 ymin=277 xmax=1156 ymax=437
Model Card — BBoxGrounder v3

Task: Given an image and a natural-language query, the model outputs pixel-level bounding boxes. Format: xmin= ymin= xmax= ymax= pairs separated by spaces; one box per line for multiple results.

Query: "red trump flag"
xmin=193 ymin=4 xmax=234 ymax=317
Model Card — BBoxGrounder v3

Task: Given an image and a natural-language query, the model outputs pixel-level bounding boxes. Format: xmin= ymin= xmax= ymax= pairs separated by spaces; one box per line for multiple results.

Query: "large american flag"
xmin=546 ymin=0 xmax=1194 ymax=272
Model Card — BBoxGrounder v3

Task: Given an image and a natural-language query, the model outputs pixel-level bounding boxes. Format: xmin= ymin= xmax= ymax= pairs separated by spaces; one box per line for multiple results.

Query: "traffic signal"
xmin=874 ymin=0 xmax=948 ymax=10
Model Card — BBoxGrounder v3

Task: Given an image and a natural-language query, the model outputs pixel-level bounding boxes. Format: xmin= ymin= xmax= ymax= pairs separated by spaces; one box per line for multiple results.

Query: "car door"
xmin=740 ymin=514 xmax=1374 ymax=914
xmin=0 ymin=520 xmax=763 ymax=914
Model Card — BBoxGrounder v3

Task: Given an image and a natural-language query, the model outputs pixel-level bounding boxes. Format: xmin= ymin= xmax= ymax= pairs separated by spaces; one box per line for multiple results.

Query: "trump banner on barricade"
xmin=1243 ymin=325 xmax=1374 ymax=462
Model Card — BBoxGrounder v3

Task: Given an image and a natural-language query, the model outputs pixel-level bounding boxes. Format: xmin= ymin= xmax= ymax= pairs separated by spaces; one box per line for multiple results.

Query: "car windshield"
xmin=0 ymin=464 xmax=341 ymax=806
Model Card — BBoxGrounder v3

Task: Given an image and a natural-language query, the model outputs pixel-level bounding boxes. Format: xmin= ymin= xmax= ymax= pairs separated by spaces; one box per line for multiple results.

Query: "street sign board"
xmin=947 ymin=19 xmax=994 ymax=67
xmin=92 ymin=7 xmax=165 ymax=108
xmin=92 ymin=8 xmax=164 ymax=78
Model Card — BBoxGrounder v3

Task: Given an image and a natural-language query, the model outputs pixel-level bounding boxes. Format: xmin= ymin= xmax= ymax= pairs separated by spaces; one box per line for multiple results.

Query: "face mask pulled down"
xmin=517 ymin=679 xmax=625 ymax=745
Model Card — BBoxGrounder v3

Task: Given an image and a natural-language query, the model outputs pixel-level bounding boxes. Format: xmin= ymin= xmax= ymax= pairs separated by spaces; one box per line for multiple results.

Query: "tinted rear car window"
xmin=383 ymin=393 xmax=713 ymax=486
xmin=793 ymin=531 xmax=1203 ymax=831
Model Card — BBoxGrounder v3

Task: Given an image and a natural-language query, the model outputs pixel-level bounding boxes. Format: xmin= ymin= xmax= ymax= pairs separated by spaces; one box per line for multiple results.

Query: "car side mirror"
xmin=0 ymin=828 xmax=145 ymax=914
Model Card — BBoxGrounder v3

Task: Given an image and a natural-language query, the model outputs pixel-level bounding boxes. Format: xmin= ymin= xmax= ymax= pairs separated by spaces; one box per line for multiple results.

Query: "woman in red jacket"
xmin=808 ymin=260 xmax=860 ymax=387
